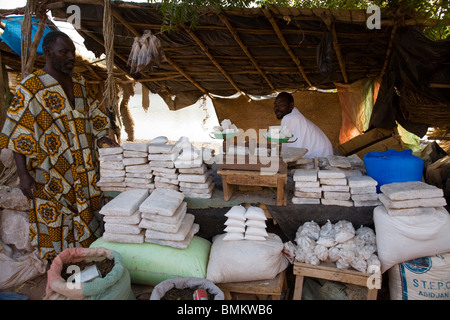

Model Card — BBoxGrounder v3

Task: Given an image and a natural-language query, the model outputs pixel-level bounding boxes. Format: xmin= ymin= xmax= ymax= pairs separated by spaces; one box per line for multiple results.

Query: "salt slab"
xmin=318 ymin=169 xmax=346 ymax=179
xmin=123 ymin=157 xmax=148 ymax=166
xmin=148 ymin=143 xmax=177 ymax=154
xmin=124 ymin=150 xmax=148 ymax=158
xmin=353 ymin=200 xmax=381 ymax=207
xmin=323 ymin=191 xmax=351 ymax=200
xmin=294 ymin=191 xmax=322 ymax=198
xmin=378 ymin=193 xmax=447 ymax=209
xmin=142 ymin=202 xmax=187 ymax=224
xmin=293 ymin=169 xmax=318 ymax=182
xmin=145 ymin=223 xmax=199 ymax=249
xmin=295 ymin=181 xmax=320 ymax=188
xmin=99 ymin=147 xmax=123 ymax=156
xmin=139 ymin=211 xmax=185 ymax=233
xmin=99 ymin=189 xmax=149 ymax=216
xmin=380 ymin=181 xmax=444 ymax=201
xmin=105 ymin=223 xmax=142 ymax=235
xmin=350 ymin=186 xmax=377 ymax=194
xmin=327 ymin=155 xmax=352 ymax=168
xmin=319 ymin=178 xmax=347 ymax=186
xmin=321 ymin=199 xmax=353 ymax=207
xmin=322 ymin=185 xmax=349 ymax=192
xmin=145 ymin=213 xmax=195 ymax=241
xmin=348 ymin=175 xmax=378 ymax=188
xmin=139 ymin=188 xmax=185 ymax=216
xmin=125 ymin=164 xmax=152 ymax=173
xmin=292 ymin=197 xmax=321 ymax=204
xmin=122 ymin=142 xmax=149 ymax=152
xmin=103 ymin=230 xmax=145 ymax=244
xmin=103 ymin=210 xmax=141 ymax=225
xmin=178 ymin=173 xmax=209 ymax=183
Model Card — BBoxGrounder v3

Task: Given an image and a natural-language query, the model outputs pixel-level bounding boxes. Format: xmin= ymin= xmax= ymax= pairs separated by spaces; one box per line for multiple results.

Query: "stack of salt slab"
xmin=223 ymin=205 xmax=268 ymax=241
xmin=175 ymin=137 xmax=214 ymax=198
xmin=122 ymin=142 xmax=154 ymax=193
xmin=378 ymin=181 xmax=447 ymax=216
xmin=292 ymin=169 xmax=322 ymax=204
xmin=139 ymin=188 xmax=199 ymax=249
xmin=99 ymin=189 xmax=149 ymax=243
xmin=319 ymin=169 xmax=353 ymax=207
xmin=348 ymin=175 xmax=381 ymax=207
xmin=98 ymin=147 xmax=126 ymax=192
xmin=148 ymin=136 xmax=180 ymax=191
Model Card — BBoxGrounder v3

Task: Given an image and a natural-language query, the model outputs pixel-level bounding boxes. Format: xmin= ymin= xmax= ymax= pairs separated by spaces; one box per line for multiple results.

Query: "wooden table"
xmin=217 ymin=161 xmax=288 ymax=206
xmin=293 ymin=261 xmax=380 ymax=300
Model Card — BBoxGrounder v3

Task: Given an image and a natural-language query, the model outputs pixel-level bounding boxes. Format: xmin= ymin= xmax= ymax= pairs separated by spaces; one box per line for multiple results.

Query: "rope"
xmin=102 ymin=0 xmax=121 ymax=127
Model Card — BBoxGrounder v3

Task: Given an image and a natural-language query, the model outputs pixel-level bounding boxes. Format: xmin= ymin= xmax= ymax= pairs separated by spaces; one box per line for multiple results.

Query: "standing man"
xmin=274 ymin=92 xmax=333 ymax=158
xmin=0 ymin=31 xmax=119 ymax=261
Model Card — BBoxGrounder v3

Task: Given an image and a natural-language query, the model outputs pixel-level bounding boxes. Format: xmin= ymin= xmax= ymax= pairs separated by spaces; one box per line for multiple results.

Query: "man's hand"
xmin=13 ymin=152 xmax=36 ymax=199
xmin=97 ymin=136 xmax=120 ymax=148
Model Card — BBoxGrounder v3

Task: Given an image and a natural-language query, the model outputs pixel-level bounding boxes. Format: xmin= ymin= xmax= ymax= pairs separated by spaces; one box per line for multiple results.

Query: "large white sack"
xmin=388 ymin=253 xmax=450 ymax=300
xmin=206 ymin=233 xmax=289 ymax=283
xmin=374 ymin=205 xmax=450 ymax=273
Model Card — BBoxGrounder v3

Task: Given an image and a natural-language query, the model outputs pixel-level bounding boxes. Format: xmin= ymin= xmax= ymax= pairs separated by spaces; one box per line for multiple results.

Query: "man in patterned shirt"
xmin=0 ymin=31 xmax=119 ymax=261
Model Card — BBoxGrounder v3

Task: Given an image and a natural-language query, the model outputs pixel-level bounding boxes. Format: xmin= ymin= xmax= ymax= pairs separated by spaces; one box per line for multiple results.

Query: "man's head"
xmin=42 ymin=31 xmax=76 ymax=75
xmin=274 ymin=92 xmax=294 ymax=120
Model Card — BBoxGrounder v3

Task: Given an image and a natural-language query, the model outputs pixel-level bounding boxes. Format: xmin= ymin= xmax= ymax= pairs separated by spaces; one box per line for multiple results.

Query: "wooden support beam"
xmin=262 ymin=7 xmax=313 ymax=88
xmin=180 ymin=23 xmax=248 ymax=98
xmin=219 ymin=13 xmax=275 ymax=91
xmin=331 ymin=24 xmax=348 ymax=84
xmin=379 ymin=22 xmax=398 ymax=80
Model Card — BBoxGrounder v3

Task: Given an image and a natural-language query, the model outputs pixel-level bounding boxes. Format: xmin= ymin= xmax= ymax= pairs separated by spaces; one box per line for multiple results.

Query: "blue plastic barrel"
xmin=363 ymin=149 xmax=424 ymax=192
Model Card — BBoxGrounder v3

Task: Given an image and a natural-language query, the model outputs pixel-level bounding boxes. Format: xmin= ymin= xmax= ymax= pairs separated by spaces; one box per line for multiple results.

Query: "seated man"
xmin=273 ymin=92 xmax=333 ymax=158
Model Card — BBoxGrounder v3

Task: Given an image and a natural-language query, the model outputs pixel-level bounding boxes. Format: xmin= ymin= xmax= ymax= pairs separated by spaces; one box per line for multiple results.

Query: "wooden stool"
xmin=217 ymin=270 xmax=287 ymax=300
xmin=293 ymin=261 xmax=380 ymax=300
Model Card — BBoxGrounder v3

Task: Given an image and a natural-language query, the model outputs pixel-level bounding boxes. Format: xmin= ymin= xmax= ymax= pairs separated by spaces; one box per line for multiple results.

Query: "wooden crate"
xmin=293 ymin=261 xmax=380 ymax=300
xmin=217 ymin=270 xmax=287 ymax=300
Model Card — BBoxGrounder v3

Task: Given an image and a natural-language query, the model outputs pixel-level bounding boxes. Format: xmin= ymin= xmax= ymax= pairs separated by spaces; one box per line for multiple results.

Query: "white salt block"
xmin=174 ymin=158 xmax=203 ymax=168
xmin=123 ymin=150 xmax=148 ymax=158
xmin=318 ymin=169 xmax=346 ymax=179
xmin=154 ymin=182 xmax=179 ymax=190
xmin=293 ymin=169 xmax=318 ymax=182
xmin=104 ymin=223 xmax=142 ymax=235
xmin=179 ymin=176 xmax=213 ymax=189
xmin=152 ymin=167 xmax=177 ymax=175
xmin=149 ymin=161 xmax=175 ymax=169
xmin=100 ymin=186 xmax=127 ymax=192
xmin=100 ymin=161 xmax=125 ymax=170
xmin=99 ymin=147 xmax=123 ymax=156
xmin=123 ymin=157 xmax=148 ymax=166
xmin=142 ymin=202 xmax=187 ymax=224
xmin=380 ymin=181 xmax=444 ymax=201
xmin=148 ymin=144 xmax=176 ymax=154
xmin=320 ymin=178 xmax=347 ymax=186
xmin=154 ymin=176 xmax=179 ymax=184
xmin=145 ymin=214 xmax=195 ymax=241
xmin=139 ymin=209 xmax=185 ymax=233
xmin=145 ymin=223 xmax=199 ymax=249
xmin=321 ymin=185 xmax=350 ymax=192
xmin=149 ymin=136 xmax=168 ymax=145
xmin=100 ymin=169 xmax=126 ymax=178
xmin=353 ymin=200 xmax=382 ymax=207
xmin=350 ymin=186 xmax=377 ymax=194
xmin=327 ymin=155 xmax=352 ymax=168
xmin=378 ymin=193 xmax=447 ymax=209
xmin=98 ymin=176 xmax=124 ymax=183
xmin=294 ymin=191 xmax=322 ymax=199
xmin=182 ymin=191 xmax=212 ymax=199
xmin=296 ymin=187 xmax=322 ymax=193
xmin=99 ymin=154 xmax=123 ymax=162
xmin=351 ymin=193 xmax=379 ymax=201
xmin=99 ymin=189 xmax=149 ymax=216
xmin=126 ymin=172 xmax=153 ymax=179
xmin=148 ymin=152 xmax=179 ymax=162
xmin=178 ymin=172 xmax=209 ymax=183
xmin=178 ymin=164 xmax=207 ymax=174
xmin=125 ymin=163 xmax=152 ymax=173
xmin=103 ymin=210 xmax=141 ymax=225
xmin=97 ymin=181 xmax=126 ymax=187
xmin=323 ymin=191 xmax=351 ymax=201
xmin=180 ymin=183 xmax=214 ymax=194
xmin=122 ymin=142 xmax=149 ymax=152
xmin=294 ymin=181 xmax=320 ymax=188
xmin=347 ymin=175 xmax=378 ymax=188
xmin=139 ymin=188 xmax=185 ymax=216
xmin=321 ymin=199 xmax=354 ymax=207
xmin=103 ymin=231 xmax=145 ymax=244
xmin=292 ymin=197 xmax=321 ymax=204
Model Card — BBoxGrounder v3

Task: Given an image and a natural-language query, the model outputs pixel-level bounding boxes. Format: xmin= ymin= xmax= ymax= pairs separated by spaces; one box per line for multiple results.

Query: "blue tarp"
xmin=0 ymin=15 xmax=55 ymax=56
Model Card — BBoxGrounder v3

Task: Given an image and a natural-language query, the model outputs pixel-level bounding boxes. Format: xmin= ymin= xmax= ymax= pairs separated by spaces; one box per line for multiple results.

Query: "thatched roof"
xmin=47 ymin=1 xmax=440 ymax=109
